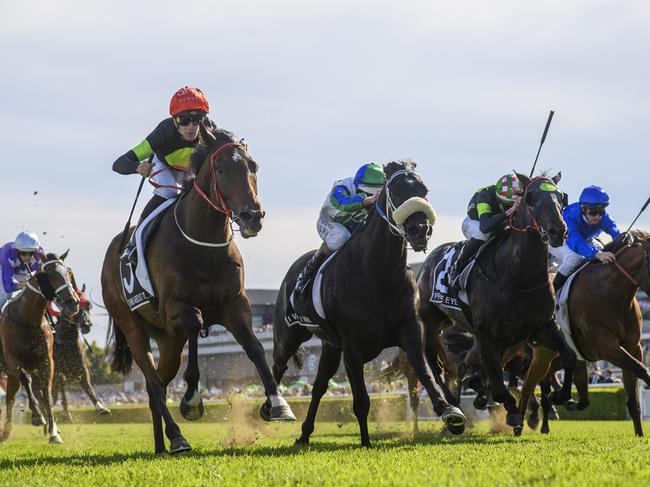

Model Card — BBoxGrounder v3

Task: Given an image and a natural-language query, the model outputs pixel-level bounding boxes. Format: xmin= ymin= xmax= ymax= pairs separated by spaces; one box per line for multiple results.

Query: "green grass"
xmin=1 ymin=421 xmax=649 ymax=486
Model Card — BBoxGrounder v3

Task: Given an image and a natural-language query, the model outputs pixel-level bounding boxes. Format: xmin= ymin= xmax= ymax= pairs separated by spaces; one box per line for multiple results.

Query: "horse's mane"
xmin=189 ymin=127 xmax=238 ymax=174
xmin=603 ymin=229 xmax=650 ymax=252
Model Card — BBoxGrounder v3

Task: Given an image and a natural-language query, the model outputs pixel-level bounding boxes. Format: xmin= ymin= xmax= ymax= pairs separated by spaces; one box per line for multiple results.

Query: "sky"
xmin=1 ymin=0 xmax=648 ymax=343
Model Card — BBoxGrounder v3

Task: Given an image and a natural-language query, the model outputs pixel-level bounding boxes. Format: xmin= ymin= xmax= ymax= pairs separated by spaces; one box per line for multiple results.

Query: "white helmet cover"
xmin=14 ymin=231 xmax=40 ymax=252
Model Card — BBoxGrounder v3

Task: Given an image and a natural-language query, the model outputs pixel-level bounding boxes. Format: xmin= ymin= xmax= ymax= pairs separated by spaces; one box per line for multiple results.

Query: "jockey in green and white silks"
xmin=294 ymin=163 xmax=386 ymax=296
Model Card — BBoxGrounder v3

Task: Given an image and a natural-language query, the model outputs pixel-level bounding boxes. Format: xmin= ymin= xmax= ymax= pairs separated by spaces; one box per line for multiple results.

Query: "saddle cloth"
xmin=555 ymin=262 xmax=590 ymax=361
xmin=430 ymin=242 xmax=475 ymax=310
xmin=119 ymin=198 xmax=176 ymax=311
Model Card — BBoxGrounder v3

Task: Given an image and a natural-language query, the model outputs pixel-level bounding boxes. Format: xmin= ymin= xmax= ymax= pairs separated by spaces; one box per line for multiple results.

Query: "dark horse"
xmin=417 ymin=173 xmax=576 ymax=434
xmin=0 ymin=252 xmax=79 ymax=443
xmin=271 ymin=161 xmax=466 ymax=447
xmin=530 ymin=230 xmax=650 ymax=435
xmin=51 ymin=286 xmax=111 ymax=421
xmin=102 ymin=127 xmax=294 ymax=454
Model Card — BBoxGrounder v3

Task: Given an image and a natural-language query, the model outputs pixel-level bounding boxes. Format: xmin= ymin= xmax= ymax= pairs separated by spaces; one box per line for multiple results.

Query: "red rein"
xmin=193 ymin=142 xmax=243 ymax=216
xmin=508 ymin=177 xmax=549 ymax=234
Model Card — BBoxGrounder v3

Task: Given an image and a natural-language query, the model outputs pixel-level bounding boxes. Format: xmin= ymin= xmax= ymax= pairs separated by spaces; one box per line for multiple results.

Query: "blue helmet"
xmin=579 ymin=186 xmax=610 ymax=207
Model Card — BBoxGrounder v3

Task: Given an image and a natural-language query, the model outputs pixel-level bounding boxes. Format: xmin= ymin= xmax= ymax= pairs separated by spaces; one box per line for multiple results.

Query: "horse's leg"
xmin=399 ymin=321 xmax=466 ymax=435
xmin=296 ymin=343 xmax=342 ymax=446
xmin=226 ymin=300 xmax=295 ymax=421
xmin=343 ymin=349 xmax=372 ymax=447
xmin=518 ymin=345 xmax=556 ymax=435
xmin=622 ymin=348 xmax=643 ymax=436
xmin=527 ymin=386 xmax=541 ymax=431
xmin=78 ymin=364 xmax=110 ymax=415
xmin=18 ymin=369 xmax=45 ymax=427
xmin=405 ymin=364 xmax=420 ymax=434
xmin=127 ymin=327 xmax=188 ymax=454
xmin=534 ymin=320 xmax=577 ymax=405
xmin=272 ymin=324 xmax=312 ymax=385
xmin=59 ymin=380 xmax=72 ymax=422
xmin=1 ymin=375 xmax=20 ymax=441
xmin=421 ymin=308 xmax=457 ymax=406
xmin=35 ymin=354 xmax=61 ymax=444
xmin=478 ymin=335 xmax=522 ymax=433
xmin=570 ymin=361 xmax=590 ymax=411
xmin=597 ymin=342 xmax=650 ymax=387
xmin=178 ymin=306 xmax=204 ymax=422
xmin=539 ymin=377 xmax=552 ymax=434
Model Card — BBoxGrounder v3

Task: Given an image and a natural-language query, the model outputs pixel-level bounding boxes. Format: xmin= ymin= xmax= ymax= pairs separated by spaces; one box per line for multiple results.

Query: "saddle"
xmin=119 ymin=198 xmax=176 ymax=311
xmin=554 ymin=262 xmax=592 ymax=361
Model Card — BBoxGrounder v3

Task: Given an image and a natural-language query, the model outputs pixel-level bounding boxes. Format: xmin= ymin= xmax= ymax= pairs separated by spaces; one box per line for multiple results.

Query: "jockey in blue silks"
xmin=549 ymin=185 xmax=620 ymax=292
xmin=0 ymin=231 xmax=44 ymax=308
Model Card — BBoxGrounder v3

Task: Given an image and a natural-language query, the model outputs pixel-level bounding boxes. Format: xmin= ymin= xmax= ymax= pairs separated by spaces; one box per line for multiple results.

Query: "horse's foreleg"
xmin=598 ymin=341 xmax=650 ymax=387
xmin=59 ymin=380 xmax=72 ymax=422
xmin=179 ymin=306 xmax=204 ymax=422
xmin=572 ymin=361 xmax=590 ymax=411
xmin=540 ymin=377 xmax=552 ymax=434
xmin=478 ymin=335 xmax=522 ymax=434
xmin=18 ymin=369 xmax=45 ymax=427
xmin=518 ymin=345 xmax=557 ymax=428
xmin=405 ymin=365 xmax=420 ymax=435
xmin=1 ymin=375 xmax=20 ymax=441
xmin=227 ymin=303 xmax=295 ymax=422
xmin=78 ymin=365 xmax=110 ymax=415
xmin=534 ymin=321 xmax=577 ymax=405
xmin=296 ymin=344 xmax=342 ymax=446
xmin=399 ymin=321 xmax=466 ymax=435
xmin=343 ymin=349 xmax=372 ymax=447
xmin=623 ymin=365 xmax=643 ymax=436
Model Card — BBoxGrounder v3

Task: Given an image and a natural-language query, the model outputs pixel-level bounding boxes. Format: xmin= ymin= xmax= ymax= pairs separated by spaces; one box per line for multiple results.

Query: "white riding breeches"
xmin=317 ymin=218 xmax=351 ymax=252
xmin=461 ymin=216 xmax=491 ymax=241
xmin=149 ymin=156 xmax=189 ymax=199
xmin=548 ymin=243 xmax=588 ymax=277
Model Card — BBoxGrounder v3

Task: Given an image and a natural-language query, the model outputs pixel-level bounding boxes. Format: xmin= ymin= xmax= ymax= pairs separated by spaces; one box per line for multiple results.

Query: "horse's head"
xmin=381 ymin=160 xmax=436 ymax=252
xmin=617 ymin=230 xmax=650 ymax=295
xmin=56 ymin=283 xmax=92 ymax=333
xmin=37 ymin=250 xmax=79 ymax=317
xmin=192 ymin=125 xmax=264 ymax=238
xmin=513 ymin=172 xmax=567 ymax=247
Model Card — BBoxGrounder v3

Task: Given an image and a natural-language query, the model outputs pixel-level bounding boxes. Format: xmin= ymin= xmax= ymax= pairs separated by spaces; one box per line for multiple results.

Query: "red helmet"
xmin=169 ymin=87 xmax=210 ymax=116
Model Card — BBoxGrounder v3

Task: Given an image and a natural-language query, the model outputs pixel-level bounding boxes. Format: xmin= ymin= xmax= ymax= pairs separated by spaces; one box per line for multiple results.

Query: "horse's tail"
xmin=105 ymin=317 xmax=133 ymax=374
xmin=292 ymin=346 xmax=306 ymax=369
xmin=379 ymin=351 xmax=404 ymax=383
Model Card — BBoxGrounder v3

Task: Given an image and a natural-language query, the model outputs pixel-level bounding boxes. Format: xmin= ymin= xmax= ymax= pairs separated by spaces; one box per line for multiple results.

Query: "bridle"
xmin=174 ymin=141 xmax=249 ymax=248
xmin=25 ymin=258 xmax=77 ymax=303
xmin=509 ymin=177 xmax=563 ymax=243
xmin=609 ymin=237 xmax=650 ymax=290
xmin=374 ymin=169 xmax=427 ymax=239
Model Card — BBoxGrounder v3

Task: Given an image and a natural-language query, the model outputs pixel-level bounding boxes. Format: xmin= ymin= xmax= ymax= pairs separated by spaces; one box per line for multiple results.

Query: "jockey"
xmin=447 ymin=174 xmax=522 ymax=285
xmin=293 ymin=163 xmax=386 ymax=296
xmin=112 ymin=86 xmax=217 ymax=224
xmin=0 ymin=231 xmax=44 ymax=308
xmin=549 ymin=185 xmax=620 ymax=292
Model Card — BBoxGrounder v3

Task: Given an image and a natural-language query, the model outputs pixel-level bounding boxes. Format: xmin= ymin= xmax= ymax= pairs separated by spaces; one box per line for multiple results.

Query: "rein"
xmin=610 ymin=241 xmax=650 ymax=287
xmin=508 ymin=177 xmax=560 ymax=241
xmin=24 ymin=259 xmax=75 ymax=300
xmin=173 ymin=141 xmax=246 ymax=248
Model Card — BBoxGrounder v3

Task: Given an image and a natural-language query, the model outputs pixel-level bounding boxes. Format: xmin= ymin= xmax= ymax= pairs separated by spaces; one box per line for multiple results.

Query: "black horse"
xmin=417 ymin=173 xmax=576 ymax=434
xmin=271 ymin=160 xmax=466 ymax=447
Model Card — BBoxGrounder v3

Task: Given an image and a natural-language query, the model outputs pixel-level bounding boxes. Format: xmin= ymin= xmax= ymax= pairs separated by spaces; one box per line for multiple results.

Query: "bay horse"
xmin=416 ymin=173 xmax=577 ymax=434
xmin=0 ymin=251 xmax=79 ymax=444
xmin=102 ymin=126 xmax=294 ymax=454
xmin=51 ymin=286 xmax=111 ymax=421
xmin=528 ymin=230 xmax=650 ymax=435
xmin=271 ymin=160 xmax=466 ymax=447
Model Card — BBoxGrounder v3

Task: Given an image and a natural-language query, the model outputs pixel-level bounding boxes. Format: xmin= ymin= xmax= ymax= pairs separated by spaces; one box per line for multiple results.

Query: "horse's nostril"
xmin=240 ymin=212 xmax=253 ymax=222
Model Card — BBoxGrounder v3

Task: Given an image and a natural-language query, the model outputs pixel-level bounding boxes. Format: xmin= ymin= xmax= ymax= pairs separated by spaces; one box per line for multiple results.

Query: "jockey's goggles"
xmin=358 ymin=185 xmax=382 ymax=195
xmin=175 ymin=113 xmax=207 ymax=126
xmin=18 ymin=250 xmax=35 ymax=257
xmin=583 ymin=206 xmax=606 ymax=216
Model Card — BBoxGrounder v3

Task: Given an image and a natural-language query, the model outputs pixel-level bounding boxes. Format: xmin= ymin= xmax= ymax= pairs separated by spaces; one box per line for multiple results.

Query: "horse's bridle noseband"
xmin=25 ymin=259 xmax=77 ymax=302
xmin=375 ymin=168 xmax=427 ymax=238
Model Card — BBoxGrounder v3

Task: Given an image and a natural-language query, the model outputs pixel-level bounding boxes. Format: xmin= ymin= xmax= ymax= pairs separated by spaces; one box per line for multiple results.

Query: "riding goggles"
xmin=175 ymin=113 xmax=207 ymax=126
xmin=583 ymin=206 xmax=606 ymax=216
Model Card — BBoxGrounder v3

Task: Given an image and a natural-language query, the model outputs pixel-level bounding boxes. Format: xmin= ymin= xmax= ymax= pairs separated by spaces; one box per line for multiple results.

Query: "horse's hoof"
xmin=170 ymin=436 xmax=192 ymax=454
xmin=267 ymin=396 xmax=296 ymax=421
xmin=577 ymin=400 xmax=590 ymax=412
xmin=179 ymin=396 xmax=204 ymax=421
xmin=563 ymin=400 xmax=578 ymax=412
xmin=361 ymin=440 xmax=372 ymax=448
xmin=49 ymin=434 xmax=64 ymax=445
xmin=295 ymin=436 xmax=309 ymax=446
xmin=541 ymin=425 xmax=550 ymax=434
xmin=527 ymin=415 xmax=539 ymax=430
xmin=32 ymin=414 xmax=46 ymax=427
xmin=442 ymin=406 xmax=466 ymax=435
xmin=259 ymin=399 xmax=272 ymax=422
xmin=513 ymin=425 xmax=523 ymax=436
xmin=550 ymin=390 xmax=566 ymax=405
xmin=97 ymin=407 xmax=111 ymax=415
xmin=60 ymin=412 xmax=73 ymax=423
xmin=473 ymin=395 xmax=488 ymax=410
xmin=506 ymin=412 xmax=523 ymax=428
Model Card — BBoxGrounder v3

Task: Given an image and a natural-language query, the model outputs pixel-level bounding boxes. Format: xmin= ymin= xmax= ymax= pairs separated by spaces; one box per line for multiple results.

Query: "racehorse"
xmin=271 ymin=160 xmax=466 ymax=447
xmin=51 ymin=286 xmax=111 ymax=421
xmin=102 ymin=126 xmax=294 ymax=454
xmin=528 ymin=230 xmax=650 ymax=435
xmin=416 ymin=173 xmax=576 ymax=434
xmin=0 ymin=251 xmax=79 ymax=443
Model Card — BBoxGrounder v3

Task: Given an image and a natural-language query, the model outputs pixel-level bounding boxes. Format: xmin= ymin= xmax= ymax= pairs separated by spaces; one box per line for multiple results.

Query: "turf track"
xmin=0 ymin=421 xmax=649 ymax=486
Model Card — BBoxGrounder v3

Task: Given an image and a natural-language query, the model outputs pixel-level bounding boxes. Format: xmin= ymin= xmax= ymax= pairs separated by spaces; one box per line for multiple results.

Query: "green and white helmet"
xmin=495 ymin=174 xmax=522 ymax=203
xmin=354 ymin=163 xmax=386 ymax=195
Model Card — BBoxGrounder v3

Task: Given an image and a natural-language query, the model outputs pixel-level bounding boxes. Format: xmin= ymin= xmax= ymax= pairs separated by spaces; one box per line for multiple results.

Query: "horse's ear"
xmin=514 ymin=171 xmax=531 ymax=187
xmin=81 ymin=283 xmax=86 ymax=293
xmin=60 ymin=249 xmax=70 ymax=261
xmin=551 ymin=171 xmax=562 ymax=184
xmin=200 ymin=120 xmax=217 ymax=148
xmin=403 ymin=159 xmax=417 ymax=171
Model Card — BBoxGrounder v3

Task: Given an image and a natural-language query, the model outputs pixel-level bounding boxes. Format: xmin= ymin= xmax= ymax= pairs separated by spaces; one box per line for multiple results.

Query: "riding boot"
xmin=294 ymin=249 xmax=327 ymax=296
xmin=448 ymin=238 xmax=483 ymax=285
xmin=120 ymin=195 xmax=167 ymax=264
xmin=552 ymin=272 xmax=568 ymax=294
